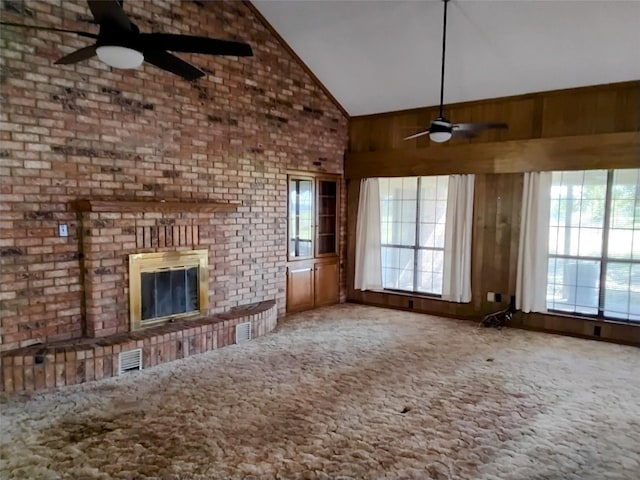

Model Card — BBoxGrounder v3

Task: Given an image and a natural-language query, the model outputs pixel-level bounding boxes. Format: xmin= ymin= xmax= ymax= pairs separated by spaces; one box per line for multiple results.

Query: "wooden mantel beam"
xmin=345 ymin=131 xmax=639 ymax=179
xmin=71 ymin=199 xmax=239 ymax=213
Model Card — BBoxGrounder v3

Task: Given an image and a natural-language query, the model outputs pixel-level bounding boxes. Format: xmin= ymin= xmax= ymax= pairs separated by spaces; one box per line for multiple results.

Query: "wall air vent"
xmin=119 ymin=348 xmax=143 ymax=375
xmin=236 ymin=322 xmax=252 ymax=344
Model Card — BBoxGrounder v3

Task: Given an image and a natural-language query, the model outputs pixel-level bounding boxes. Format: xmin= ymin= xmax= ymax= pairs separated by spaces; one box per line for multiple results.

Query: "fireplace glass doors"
xmin=129 ymin=250 xmax=208 ymax=331
xmin=141 ymin=267 xmax=199 ymax=320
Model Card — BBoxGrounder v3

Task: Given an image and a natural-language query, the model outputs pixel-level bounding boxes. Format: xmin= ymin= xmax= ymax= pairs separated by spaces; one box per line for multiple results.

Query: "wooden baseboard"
xmin=346 ymin=300 xmax=640 ymax=347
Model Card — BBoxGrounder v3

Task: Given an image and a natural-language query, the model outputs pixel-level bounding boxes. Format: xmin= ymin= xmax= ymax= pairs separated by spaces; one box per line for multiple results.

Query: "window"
xmin=547 ymin=169 xmax=639 ymax=322
xmin=379 ymin=176 xmax=448 ymax=295
xmin=288 ymin=177 xmax=314 ymax=259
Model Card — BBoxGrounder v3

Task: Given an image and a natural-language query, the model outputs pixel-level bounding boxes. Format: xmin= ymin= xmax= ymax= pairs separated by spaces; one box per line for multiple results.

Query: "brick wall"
xmin=0 ymin=0 xmax=348 ymax=351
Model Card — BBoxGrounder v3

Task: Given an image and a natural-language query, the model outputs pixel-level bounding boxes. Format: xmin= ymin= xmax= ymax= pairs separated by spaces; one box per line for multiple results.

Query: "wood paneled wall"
xmin=345 ymin=81 xmax=640 ymax=344
xmin=349 ymin=81 xmax=639 ymax=155
xmin=346 ymin=174 xmax=524 ymax=320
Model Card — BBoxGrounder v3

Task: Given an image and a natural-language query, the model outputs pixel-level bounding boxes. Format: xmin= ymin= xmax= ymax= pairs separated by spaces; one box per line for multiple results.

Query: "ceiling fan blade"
xmin=140 ymin=33 xmax=253 ymax=57
xmin=404 ymin=129 xmax=431 ymax=141
xmin=55 ymin=44 xmax=97 ymax=64
xmin=0 ymin=21 xmax=98 ymax=39
xmin=451 ymin=129 xmax=475 ymax=139
xmin=144 ymin=50 xmax=205 ymax=81
xmin=87 ymin=0 xmax=131 ymax=31
xmin=453 ymin=122 xmax=508 ymax=132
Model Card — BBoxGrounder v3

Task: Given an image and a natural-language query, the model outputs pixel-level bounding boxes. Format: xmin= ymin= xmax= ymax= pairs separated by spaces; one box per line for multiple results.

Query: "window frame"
xmin=380 ymin=176 xmax=447 ymax=297
xmin=547 ymin=169 xmax=639 ymax=323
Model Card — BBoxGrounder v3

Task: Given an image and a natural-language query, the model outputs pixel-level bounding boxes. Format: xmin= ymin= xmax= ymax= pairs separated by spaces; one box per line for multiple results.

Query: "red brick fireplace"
xmin=73 ymin=198 xmax=237 ymax=337
xmin=0 ymin=198 xmax=281 ymax=393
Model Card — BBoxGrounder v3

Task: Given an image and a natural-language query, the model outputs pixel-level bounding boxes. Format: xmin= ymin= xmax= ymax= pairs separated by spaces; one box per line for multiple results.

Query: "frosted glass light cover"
xmin=429 ymin=131 xmax=452 ymax=143
xmin=96 ymin=45 xmax=144 ymax=69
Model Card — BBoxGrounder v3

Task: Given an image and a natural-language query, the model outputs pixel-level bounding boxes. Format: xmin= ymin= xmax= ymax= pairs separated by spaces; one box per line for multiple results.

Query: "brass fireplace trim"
xmin=129 ymin=249 xmax=209 ymax=331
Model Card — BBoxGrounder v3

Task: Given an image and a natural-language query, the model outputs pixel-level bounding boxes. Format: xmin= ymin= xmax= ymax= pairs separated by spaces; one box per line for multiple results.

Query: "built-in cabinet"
xmin=286 ymin=172 xmax=340 ymax=313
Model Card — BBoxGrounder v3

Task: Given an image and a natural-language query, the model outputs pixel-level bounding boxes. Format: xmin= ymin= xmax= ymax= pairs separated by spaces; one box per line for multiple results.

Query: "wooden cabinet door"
xmin=314 ymin=261 xmax=339 ymax=306
xmin=287 ymin=266 xmax=314 ymax=312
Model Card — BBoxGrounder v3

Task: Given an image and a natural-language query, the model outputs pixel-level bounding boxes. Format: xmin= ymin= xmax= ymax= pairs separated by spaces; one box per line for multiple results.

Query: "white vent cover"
xmin=236 ymin=322 xmax=252 ymax=344
xmin=119 ymin=348 xmax=142 ymax=375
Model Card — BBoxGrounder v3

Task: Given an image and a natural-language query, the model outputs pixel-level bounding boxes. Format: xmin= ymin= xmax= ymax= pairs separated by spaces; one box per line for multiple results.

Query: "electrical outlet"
xmin=486 ymin=292 xmax=495 ymax=302
xmin=58 ymin=224 xmax=68 ymax=237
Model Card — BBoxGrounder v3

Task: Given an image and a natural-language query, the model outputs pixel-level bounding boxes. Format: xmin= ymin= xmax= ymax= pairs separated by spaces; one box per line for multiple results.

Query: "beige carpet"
xmin=1 ymin=304 xmax=639 ymax=480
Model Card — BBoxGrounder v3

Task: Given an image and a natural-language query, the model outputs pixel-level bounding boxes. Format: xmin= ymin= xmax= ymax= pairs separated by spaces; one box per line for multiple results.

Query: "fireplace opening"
xmin=141 ymin=267 xmax=199 ymax=320
xmin=129 ymin=250 xmax=208 ymax=331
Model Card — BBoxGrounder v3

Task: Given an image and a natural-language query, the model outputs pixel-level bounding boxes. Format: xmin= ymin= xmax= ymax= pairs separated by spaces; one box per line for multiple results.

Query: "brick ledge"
xmin=1 ymin=300 xmax=277 ymax=393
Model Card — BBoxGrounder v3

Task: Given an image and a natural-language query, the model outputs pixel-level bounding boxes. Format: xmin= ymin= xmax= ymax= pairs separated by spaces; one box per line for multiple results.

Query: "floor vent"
xmin=236 ymin=322 xmax=252 ymax=344
xmin=119 ymin=348 xmax=142 ymax=375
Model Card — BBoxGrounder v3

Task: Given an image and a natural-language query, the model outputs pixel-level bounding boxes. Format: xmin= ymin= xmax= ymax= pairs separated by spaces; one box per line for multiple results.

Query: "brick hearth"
xmin=1 ymin=300 xmax=277 ymax=393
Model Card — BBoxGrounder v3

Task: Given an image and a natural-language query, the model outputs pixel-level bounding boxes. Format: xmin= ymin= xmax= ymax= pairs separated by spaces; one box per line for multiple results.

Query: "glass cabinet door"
xmin=316 ymin=179 xmax=338 ymax=256
xmin=288 ymin=177 xmax=314 ymax=260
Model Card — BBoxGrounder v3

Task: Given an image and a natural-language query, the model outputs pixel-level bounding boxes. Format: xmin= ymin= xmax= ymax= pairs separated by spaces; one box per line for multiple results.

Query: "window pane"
xmin=420 ymin=176 xmax=440 ymax=200
xmin=548 ymin=169 xmax=638 ymax=323
xmin=400 ymin=200 xmax=417 ymax=223
xmin=436 ymin=177 xmax=449 ymax=200
xmin=403 ymin=177 xmax=419 ymax=199
xmin=603 ymin=262 xmax=636 ymax=320
xmin=549 ymin=199 xmax=561 ymax=226
xmin=417 ymin=249 xmax=434 ymax=293
xmin=608 ymin=229 xmax=633 ymax=259
xmin=603 ymin=169 xmax=640 ymax=321
xmin=379 ymin=176 xmax=449 ymax=295
xmin=419 ymin=222 xmax=446 ymax=249
xmin=559 ymin=227 xmax=581 ymax=256
xmin=388 ymin=222 xmax=402 ymax=244
xmin=611 ymin=199 xmax=635 ymax=228
xmin=400 ymin=222 xmax=416 ymax=246
xmin=547 ymin=257 xmax=599 ymax=315
xmin=435 ymin=200 xmax=447 ymax=222
xmin=434 ymin=224 xmax=446 ymax=248
xmin=382 ymin=247 xmax=414 ymax=291
xmin=609 ymin=169 xmax=639 ymax=255
xmin=419 ymin=223 xmax=437 ymax=248
xmin=416 ymin=249 xmax=444 ymax=295
xmin=385 ymin=177 xmax=416 ymax=199
xmin=548 ymin=226 xmax=560 ymax=255
xmin=419 ymin=177 xmax=447 ymax=250
xmin=421 ymin=200 xmax=437 ymax=223
xmin=583 ymin=170 xmax=608 ymax=198
xmin=381 ymin=180 xmax=418 ymax=247
xmin=579 ymin=199 xmax=605 ymax=227
xmin=547 ymin=169 xmax=606 ymax=312
xmin=577 ymin=227 xmax=602 ymax=256
xmin=289 ymin=178 xmax=313 ymax=259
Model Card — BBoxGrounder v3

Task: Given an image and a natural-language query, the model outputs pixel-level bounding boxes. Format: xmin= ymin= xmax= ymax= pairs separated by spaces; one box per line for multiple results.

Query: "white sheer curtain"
xmin=516 ymin=171 xmax=552 ymax=312
xmin=442 ymin=175 xmax=475 ymax=303
xmin=354 ymin=178 xmax=383 ymax=291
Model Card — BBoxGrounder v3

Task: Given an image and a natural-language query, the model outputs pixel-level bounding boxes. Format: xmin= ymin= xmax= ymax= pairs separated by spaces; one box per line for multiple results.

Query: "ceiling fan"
xmin=0 ymin=0 xmax=253 ymax=81
xmin=405 ymin=0 xmax=507 ymax=143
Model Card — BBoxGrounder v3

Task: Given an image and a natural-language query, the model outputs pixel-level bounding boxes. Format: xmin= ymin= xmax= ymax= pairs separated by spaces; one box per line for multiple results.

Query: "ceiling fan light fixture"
xmin=96 ymin=45 xmax=143 ymax=69
xmin=429 ymin=131 xmax=452 ymax=143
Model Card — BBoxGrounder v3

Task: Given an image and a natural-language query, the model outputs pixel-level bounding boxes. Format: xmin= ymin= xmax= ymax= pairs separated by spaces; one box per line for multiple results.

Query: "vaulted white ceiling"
xmin=252 ymin=0 xmax=640 ymax=117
